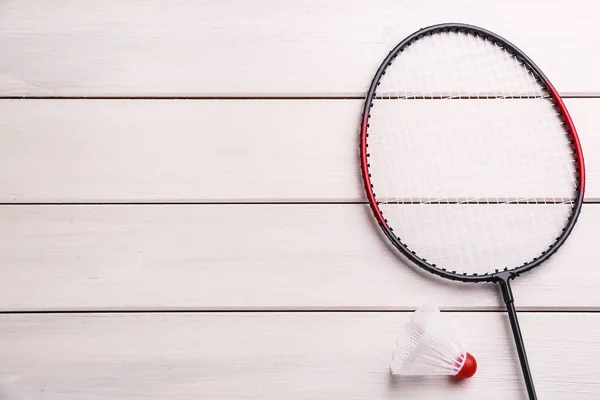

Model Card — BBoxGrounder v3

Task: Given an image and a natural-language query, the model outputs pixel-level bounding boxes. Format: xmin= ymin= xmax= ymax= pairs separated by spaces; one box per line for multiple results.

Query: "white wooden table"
xmin=1 ymin=1 xmax=599 ymax=399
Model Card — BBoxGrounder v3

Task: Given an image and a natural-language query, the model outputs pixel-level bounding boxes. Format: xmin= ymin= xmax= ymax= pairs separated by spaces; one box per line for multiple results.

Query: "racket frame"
xmin=360 ymin=23 xmax=585 ymax=284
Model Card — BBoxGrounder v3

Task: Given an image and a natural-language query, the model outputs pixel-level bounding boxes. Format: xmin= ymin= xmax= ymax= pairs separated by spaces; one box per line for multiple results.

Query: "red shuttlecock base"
xmin=455 ymin=352 xmax=477 ymax=379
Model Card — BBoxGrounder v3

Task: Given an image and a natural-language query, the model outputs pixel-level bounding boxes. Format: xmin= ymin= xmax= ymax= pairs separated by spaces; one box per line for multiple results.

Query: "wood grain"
xmin=0 ymin=0 xmax=599 ymax=96
xmin=0 ymin=98 xmax=597 ymax=203
xmin=0 ymin=312 xmax=597 ymax=399
xmin=1 ymin=204 xmax=598 ymax=311
xmin=1 ymin=3 xmax=597 ymax=400
xmin=0 ymin=99 xmax=359 ymax=203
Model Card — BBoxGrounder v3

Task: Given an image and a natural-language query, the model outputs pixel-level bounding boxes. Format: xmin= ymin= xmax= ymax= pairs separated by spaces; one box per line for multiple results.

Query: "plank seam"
xmin=2 ymin=95 xmax=600 ymax=100
xmin=1 ymin=309 xmax=599 ymax=315
xmin=2 ymin=201 xmax=600 ymax=205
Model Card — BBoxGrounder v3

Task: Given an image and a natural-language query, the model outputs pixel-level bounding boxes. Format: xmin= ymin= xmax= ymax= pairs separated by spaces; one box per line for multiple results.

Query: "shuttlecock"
xmin=391 ymin=303 xmax=477 ymax=379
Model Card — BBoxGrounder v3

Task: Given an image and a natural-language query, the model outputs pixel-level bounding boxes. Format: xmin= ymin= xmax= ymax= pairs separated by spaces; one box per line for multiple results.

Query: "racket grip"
xmin=499 ymin=277 xmax=538 ymax=400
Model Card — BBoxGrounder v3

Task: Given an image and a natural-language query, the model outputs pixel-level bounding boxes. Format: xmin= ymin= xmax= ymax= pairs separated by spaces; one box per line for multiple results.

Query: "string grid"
xmin=367 ymin=31 xmax=578 ymax=274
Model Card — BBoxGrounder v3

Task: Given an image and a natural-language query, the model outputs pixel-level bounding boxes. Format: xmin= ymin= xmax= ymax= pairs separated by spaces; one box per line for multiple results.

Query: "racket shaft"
xmin=500 ymin=279 xmax=537 ymax=400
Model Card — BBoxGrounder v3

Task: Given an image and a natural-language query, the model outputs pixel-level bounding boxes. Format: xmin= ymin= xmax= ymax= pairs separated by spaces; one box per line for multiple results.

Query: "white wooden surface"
xmin=1 ymin=204 xmax=599 ymax=311
xmin=1 ymin=0 xmax=600 ymax=96
xmin=1 ymin=1 xmax=599 ymax=399
xmin=0 ymin=313 xmax=598 ymax=400
xmin=1 ymin=98 xmax=599 ymax=203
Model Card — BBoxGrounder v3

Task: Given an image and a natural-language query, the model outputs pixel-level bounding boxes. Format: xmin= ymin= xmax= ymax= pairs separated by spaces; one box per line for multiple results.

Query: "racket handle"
xmin=499 ymin=278 xmax=538 ymax=400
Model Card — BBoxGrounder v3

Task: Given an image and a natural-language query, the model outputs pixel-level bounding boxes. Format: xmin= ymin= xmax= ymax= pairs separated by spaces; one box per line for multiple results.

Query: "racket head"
xmin=360 ymin=23 xmax=585 ymax=283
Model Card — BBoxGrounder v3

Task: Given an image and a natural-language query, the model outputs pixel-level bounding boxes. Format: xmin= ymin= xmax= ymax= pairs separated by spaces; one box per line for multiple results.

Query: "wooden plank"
xmin=0 ymin=0 xmax=599 ymax=96
xmin=1 ymin=204 xmax=598 ymax=311
xmin=0 ymin=98 xmax=597 ymax=202
xmin=0 ymin=99 xmax=359 ymax=203
xmin=0 ymin=312 xmax=597 ymax=399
